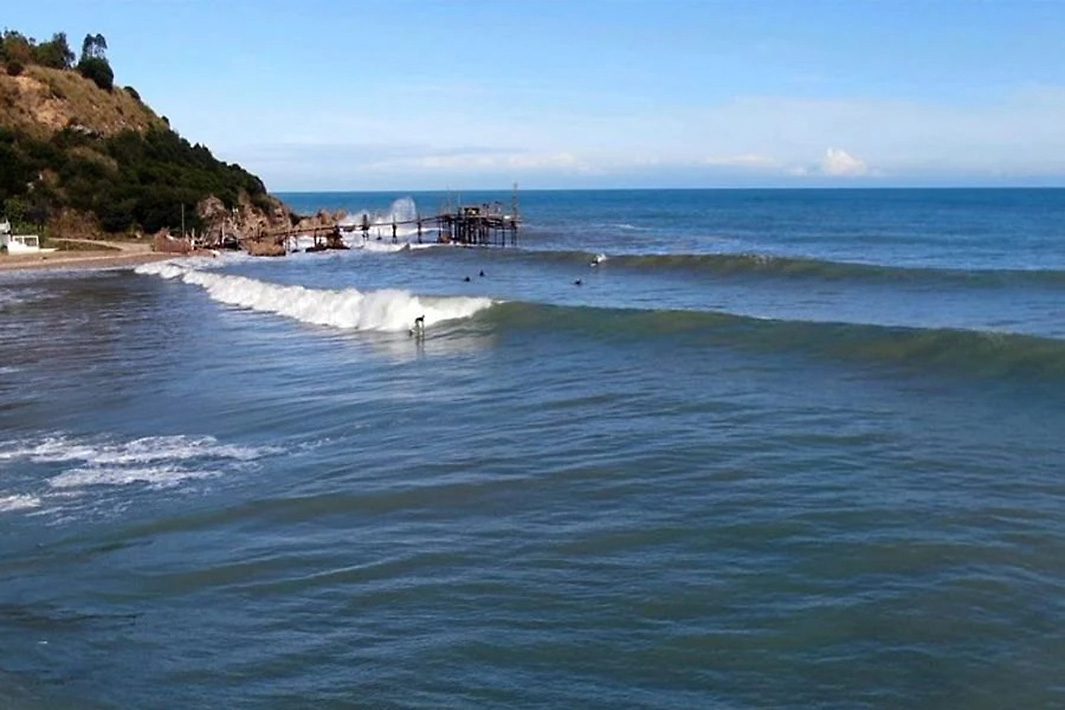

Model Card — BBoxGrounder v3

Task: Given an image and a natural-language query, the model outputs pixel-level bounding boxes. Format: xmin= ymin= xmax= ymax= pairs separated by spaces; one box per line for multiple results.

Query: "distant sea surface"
xmin=2 ymin=188 xmax=1064 ymax=708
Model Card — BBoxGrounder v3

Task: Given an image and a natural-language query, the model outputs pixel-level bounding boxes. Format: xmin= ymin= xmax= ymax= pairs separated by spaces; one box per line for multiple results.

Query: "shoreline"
xmin=0 ymin=250 xmax=179 ymax=273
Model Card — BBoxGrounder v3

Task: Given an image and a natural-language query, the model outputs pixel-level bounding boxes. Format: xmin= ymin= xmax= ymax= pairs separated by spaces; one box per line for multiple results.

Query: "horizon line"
xmin=273 ymin=185 xmax=1065 ymax=195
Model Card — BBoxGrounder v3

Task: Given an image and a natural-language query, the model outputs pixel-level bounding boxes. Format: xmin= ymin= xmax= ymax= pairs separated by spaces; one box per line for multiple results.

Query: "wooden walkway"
xmin=247 ymin=202 xmax=520 ymax=252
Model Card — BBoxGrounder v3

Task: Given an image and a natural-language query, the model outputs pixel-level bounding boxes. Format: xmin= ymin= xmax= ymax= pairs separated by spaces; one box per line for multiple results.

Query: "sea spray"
xmin=338 ymin=197 xmax=430 ymax=243
xmin=136 ymin=261 xmax=494 ymax=332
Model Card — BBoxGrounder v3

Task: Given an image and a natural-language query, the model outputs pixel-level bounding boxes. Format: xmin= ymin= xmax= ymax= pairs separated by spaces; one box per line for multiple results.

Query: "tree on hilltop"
xmin=77 ymin=33 xmax=113 ymax=91
xmin=80 ymin=33 xmax=107 ymax=61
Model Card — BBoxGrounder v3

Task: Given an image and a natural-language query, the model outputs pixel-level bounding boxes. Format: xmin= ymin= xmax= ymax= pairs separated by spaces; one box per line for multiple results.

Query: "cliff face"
xmin=0 ymin=52 xmax=289 ymax=241
xmin=197 ymin=193 xmax=293 ymax=243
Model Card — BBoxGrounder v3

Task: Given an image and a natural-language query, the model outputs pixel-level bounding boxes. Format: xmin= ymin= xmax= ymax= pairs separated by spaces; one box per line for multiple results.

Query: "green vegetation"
xmin=1 ymin=30 xmax=75 ymax=70
xmin=0 ymin=28 xmax=274 ymax=236
xmin=76 ymin=56 xmax=113 ymax=91
xmin=1 ymin=124 xmax=270 ymax=234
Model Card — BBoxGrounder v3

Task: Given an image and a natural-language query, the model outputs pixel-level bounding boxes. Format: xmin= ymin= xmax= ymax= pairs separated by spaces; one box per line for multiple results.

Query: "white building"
xmin=0 ymin=220 xmax=48 ymax=254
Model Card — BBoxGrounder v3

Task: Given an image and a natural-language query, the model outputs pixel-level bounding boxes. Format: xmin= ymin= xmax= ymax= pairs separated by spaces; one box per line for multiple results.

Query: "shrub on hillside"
xmin=6 ymin=60 xmax=24 ymax=77
xmin=76 ymin=56 xmax=113 ymax=91
xmin=33 ymin=32 xmax=75 ymax=69
xmin=47 ymin=78 xmax=66 ymax=100
xmin=124 ymin=85 xmax=141 ymax=101
xmin=1 ymin=31 xmax=34 ymax=64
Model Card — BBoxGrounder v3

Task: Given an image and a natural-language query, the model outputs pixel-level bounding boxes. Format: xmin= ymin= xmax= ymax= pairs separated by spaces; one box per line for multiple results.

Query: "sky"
xmin=8 ymin=0 xmax=1065 ymax=191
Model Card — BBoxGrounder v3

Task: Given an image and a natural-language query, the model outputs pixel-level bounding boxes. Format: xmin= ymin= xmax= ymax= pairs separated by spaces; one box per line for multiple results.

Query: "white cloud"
xmin=703 ymin=154 xmax=780 ymax=168
xmin=819 ymin=147 xmax=870 ymax=177
xmin=221 ymin=86 xmax=1065 ymax=188
xmin=701 ymin=149 xmax=877 ymax=180
xmin=506 ymin=152 xmax=584 ymax=169
xmin=406 ymin=150 xmax=595 ymax=173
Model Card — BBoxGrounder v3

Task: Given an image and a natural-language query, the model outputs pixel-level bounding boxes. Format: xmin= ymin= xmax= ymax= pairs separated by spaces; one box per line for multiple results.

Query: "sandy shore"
xmin=0 ymin=250 xmax=179 ymax=273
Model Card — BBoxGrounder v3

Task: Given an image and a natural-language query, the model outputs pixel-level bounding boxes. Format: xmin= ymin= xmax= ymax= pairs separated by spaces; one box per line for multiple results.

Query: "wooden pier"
xmin=436 ymin=203 xmax=519 ymax=247
xmin=239 ymin=194 xmax=521 ymax=254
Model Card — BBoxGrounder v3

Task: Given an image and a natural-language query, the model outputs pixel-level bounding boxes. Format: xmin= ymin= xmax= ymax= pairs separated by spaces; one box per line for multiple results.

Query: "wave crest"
xmin=481 ymin=302 xmax=1065 ymax=382
xmin=136 ymin=262 xmax=494 ymax=332
xmin=525 ymin=249 xmax=1065 ymax=287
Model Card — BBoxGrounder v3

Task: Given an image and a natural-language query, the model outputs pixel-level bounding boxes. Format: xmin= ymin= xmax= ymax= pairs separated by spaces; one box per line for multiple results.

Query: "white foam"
xmin=0 ymin=433 xmax=279 ymax=494
xmin=0 ymin=434 xmax=269 ymax=465
xmin=138 ymin=264 xmax=493 ymax=332
xmin=286 ymin=235 xmax=320 ymax=251
xmin=333 ymin=197 xmax=439 ymax=246
xmin=134 ymin=261 xmax=192 ymax=279
xmin=48 ymin=465 xmax=218 ymax=490
xmin=0 ymin=494 xmax=41 ymax=512
xmin=356 ymin=241 xmax=411 ymax=254
xmin=134 ymin=254 xmax=233 ymax=278
xmin=0 ymin=287 xmax=50 ymax=307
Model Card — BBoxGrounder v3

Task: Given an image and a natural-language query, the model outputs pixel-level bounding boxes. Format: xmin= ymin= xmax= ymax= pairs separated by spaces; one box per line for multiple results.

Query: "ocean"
xmin=1 ymin=188 xmax=1064 ymax=708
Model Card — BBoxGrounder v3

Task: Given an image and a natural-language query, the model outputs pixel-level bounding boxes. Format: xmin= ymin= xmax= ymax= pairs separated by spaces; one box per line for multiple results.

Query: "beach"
xmin=0 ymin=249 xmax=176 ymax=272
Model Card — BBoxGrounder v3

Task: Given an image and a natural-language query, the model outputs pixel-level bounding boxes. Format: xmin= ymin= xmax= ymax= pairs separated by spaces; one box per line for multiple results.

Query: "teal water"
xmin=1 ymin=189 xmax=1064 ymax=708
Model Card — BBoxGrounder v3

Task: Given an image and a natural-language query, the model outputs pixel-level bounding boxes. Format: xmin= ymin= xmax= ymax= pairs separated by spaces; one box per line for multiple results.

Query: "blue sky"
xmin=8 ymin=1 xmax=1065 ymax=190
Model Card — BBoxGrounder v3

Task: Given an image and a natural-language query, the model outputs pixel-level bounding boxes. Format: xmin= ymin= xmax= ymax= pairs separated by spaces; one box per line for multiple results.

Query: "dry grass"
xmin=48 ymin=238 xmax=122 ymax=252
xmin=46 ymin=208 xmax=105 ymax=241
xmin=0 ymin=65 xmax=166 ymax=140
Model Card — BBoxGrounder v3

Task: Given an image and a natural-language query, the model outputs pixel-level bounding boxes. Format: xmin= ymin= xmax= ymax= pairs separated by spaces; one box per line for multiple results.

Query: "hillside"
xmin=0 ymin=30 xmax=290 ymax=241
xmin=0 ymin=64 xmax=165 ymax=140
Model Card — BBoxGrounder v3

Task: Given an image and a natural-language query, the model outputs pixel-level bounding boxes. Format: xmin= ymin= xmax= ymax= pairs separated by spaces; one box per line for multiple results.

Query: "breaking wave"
xmin=136 ymin=261 xmax=493 ymax=332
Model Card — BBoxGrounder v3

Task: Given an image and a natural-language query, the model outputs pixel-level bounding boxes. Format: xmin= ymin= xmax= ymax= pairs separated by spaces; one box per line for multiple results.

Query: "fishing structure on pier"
xmin=237 ymin=190 xmax=521 ymax=255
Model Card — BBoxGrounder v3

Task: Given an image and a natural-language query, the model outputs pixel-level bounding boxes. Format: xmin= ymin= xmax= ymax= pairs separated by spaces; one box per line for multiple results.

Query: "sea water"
xmin=1 ymin=188 xmax=1064 ymax=708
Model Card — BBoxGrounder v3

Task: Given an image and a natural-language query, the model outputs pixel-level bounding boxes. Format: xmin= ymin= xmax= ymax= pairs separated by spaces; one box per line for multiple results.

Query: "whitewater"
xmin=135 ymin=260 xmax=494 ymax=332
